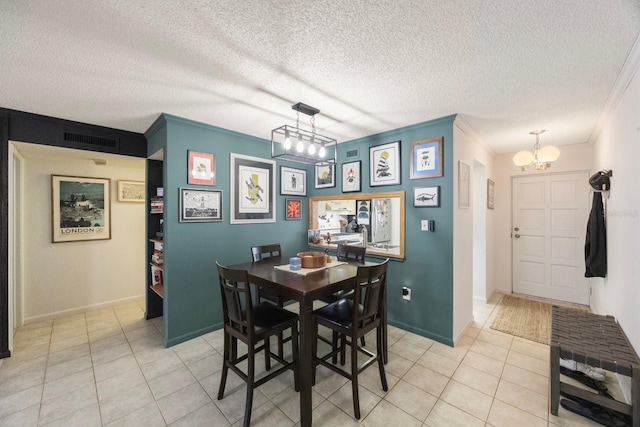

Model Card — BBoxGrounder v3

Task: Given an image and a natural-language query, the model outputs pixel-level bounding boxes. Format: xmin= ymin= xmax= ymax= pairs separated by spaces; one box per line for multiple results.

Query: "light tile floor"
xmin=0 ymin=293 xmax=613 ymax=426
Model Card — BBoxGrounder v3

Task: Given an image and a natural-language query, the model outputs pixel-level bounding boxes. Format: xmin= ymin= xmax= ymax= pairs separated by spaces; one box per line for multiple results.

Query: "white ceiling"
xmin=2 ymin=1 xmax=639 ymax=154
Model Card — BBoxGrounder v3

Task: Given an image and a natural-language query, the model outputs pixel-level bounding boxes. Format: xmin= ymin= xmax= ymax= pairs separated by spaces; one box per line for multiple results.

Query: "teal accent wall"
xmin=146 ymin=113 xmax=456 ymax=347
xmin=309 ymin=115 xmax=456 ymax=344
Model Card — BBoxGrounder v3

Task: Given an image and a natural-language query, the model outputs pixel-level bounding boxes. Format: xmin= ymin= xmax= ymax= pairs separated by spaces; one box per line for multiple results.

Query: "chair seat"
xmin=321 ymin=289 xmax=354 ymax=304
xmin=314 ymin=299 xmax=365 ymax=331
xmin=253 ymin=302 xmax=298 ymax=335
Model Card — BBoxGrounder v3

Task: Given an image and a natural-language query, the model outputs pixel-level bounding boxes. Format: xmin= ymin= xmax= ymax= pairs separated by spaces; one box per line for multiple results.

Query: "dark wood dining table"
xmin=228 ymin=256 xmax=382 ymax=427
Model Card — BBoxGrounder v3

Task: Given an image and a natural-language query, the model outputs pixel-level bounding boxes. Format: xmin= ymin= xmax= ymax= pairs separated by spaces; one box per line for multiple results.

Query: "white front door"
xmin=512 ymin=172 xmax=590 ymax=305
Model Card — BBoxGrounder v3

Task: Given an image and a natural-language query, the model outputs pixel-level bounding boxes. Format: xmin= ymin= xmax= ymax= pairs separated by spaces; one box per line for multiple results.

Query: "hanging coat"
xmin=584 ymin=192 xmax=606 ymax=277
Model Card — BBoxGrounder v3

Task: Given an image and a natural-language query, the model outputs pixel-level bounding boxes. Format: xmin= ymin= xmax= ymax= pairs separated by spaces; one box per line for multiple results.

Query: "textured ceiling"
xmin=1 ymin=1 xmax=639 ymax=154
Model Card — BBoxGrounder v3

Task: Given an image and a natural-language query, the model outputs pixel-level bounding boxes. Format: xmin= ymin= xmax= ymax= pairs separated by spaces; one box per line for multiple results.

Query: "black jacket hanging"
xmin=584 ymin=191 xmax=606 ymax=277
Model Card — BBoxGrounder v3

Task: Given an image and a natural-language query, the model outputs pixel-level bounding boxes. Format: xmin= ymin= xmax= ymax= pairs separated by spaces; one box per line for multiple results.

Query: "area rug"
xmin=490 ymin=295 xmax=552 ymax=345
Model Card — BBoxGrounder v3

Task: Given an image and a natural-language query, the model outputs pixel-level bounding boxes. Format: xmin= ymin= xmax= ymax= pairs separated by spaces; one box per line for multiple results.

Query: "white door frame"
xmin=8 ymin=143 xmax=24 ymax=351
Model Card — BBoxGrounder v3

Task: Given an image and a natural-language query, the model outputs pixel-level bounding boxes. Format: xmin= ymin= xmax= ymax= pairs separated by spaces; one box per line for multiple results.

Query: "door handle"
xmin=514 ymin=234 xmax=521 ymax=238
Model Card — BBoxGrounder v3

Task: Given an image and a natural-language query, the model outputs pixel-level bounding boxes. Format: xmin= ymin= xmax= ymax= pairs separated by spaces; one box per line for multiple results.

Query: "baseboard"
xmin=165 ymin=322 xmax=223 ymax=348
xmin=454 ymin=319 xmax=475 ymax=346
xmin=473 ymin=295 xmax=488 ymax=304
xmin=388 ymin=319 xmax=454 ymax=347
xmin=23 ymin=294 xmax=145 ymax=324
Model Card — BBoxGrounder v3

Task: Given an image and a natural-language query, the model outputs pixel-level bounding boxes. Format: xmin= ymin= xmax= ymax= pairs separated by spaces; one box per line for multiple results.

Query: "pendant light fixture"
xmin=513 ymin=130 xmax=560 ymax=171
xmin=271 ymin=102 xmax=337 ymax=166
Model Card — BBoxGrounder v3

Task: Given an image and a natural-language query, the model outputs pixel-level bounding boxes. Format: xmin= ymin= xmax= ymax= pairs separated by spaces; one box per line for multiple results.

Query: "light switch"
xmin=421 ymin=220 xmax=429 ymax=231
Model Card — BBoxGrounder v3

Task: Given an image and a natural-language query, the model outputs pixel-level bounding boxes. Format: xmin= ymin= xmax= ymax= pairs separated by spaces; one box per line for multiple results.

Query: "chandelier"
xmin=513 ymin=130 xmax=560 ymax=171
xmin=271 ymin=102 xmax=337 ymax=165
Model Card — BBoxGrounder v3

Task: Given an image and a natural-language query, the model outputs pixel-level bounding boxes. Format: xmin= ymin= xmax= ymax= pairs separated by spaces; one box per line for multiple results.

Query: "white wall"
xmin=452 ymin=119 xmax=496 ymax=342
xmin=21 ymin=150 xmax=146 ymax=321
xmin=590 ymin=43 xmax=640 ymax=353
xmin=492 ymin=143 xmax=593 ymax=296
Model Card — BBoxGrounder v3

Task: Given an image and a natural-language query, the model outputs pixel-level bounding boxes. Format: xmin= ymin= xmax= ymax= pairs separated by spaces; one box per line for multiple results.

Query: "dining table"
xmin=229 ymin=255 xmax=387 ymax=427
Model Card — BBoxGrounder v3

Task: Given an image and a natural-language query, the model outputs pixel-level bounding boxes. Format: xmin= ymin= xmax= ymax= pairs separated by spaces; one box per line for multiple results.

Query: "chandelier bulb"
xmin=308 ymin=143 xmax=316 ymax=155
xmin=318 ymin=144 xmax=326 ymax=158
xmin=284 ymin=130 xmax=291 ymax=150
xmin=296 ymin=137 xmax=304 ymax=153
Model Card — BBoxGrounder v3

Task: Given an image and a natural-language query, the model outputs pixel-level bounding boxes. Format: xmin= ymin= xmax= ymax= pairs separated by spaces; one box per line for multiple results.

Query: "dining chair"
xmin=216 ymin=262 xmax=299 ymax=427
xmin=250 ymin=243 xmax=291 ymax=367
xmin=312 ymin=258 xmax=389 ymax=420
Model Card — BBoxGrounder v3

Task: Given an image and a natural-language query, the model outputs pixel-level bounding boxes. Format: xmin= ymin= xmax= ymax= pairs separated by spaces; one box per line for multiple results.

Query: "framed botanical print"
xmin=487 ymin=179 xmax=495 ymax=210
xmin=285 ymin=198 xmax=302 ymax=220
xmin=179 ymin=188 xmax=222 ymax=222
xmin=413 ymin=186 xmax=440 ymax=207
xmin=370 ymin=141 xmax=401 ymax=186
xmin=117 ymin=180 xmax=145 ymax=202
xmin=410 ymin=137 xmax=443 ymax=179
xmin=342 ymin=160 xmax=361 ymax=193
xmin=188 ymin=151 xmax=215 ymax=185
xmin=315 ymin=163 xmax=336 ymax=189
xmin=230 ymin=153 xmax=275 ymax=224
xmin=51 ymin=175 xmax=111 ymax=242
xmin=280 ymin=166 xmax=307 ymax=196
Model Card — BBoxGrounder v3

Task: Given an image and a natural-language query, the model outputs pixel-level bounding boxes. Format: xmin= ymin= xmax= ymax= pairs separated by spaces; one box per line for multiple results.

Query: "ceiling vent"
xmin=346 ymin=149 xmax=359 ymax=158
xmin=63 ymin=132 xmax=119 ymax=150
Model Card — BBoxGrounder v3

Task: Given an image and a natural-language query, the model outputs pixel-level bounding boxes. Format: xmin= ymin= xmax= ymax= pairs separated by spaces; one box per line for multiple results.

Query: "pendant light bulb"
xmin=284 ymin=130 xmax=291 ymax=150
xmin=296 ymin=135 xmax=304 ymax=153
xmin=308 ymin=143 xmax=316 ymax=155
xmin=319 ymin=144 xmax=326 ymax=158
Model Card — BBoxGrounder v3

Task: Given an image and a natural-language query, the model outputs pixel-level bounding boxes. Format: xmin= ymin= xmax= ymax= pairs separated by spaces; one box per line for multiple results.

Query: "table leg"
xmin=550 ymin=345 xmax=560 ymax=416
xmin=299 ymin=297 xmax=313 ymax=427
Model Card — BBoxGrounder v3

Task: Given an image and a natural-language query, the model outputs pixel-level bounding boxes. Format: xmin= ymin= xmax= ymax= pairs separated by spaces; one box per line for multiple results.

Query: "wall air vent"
xmin=346 ymin=149 xmax=359 ymax=158
xmin=63 ymin=132 xmax=119 ymax=150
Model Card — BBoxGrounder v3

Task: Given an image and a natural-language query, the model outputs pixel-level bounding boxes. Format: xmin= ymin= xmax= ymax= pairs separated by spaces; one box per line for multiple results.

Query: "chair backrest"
xmin=216 ymin=262 xmax=254 ymax=336
xmin=336 ymin=243 xmax=366 ymax=264
xmin=352 ymin=259 xmax=389 ymax=330
xmin=251 ymin=243 xmax=282 ymax=262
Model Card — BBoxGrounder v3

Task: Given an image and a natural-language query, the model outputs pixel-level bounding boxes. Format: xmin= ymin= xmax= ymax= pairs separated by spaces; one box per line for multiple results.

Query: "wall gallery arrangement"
xmin=51 ymin=175 xmax=111 ymax=242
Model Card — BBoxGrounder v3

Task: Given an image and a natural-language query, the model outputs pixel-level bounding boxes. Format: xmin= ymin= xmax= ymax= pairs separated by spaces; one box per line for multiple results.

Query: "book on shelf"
xmin=151 ymin=265 xmax=163 ymax=286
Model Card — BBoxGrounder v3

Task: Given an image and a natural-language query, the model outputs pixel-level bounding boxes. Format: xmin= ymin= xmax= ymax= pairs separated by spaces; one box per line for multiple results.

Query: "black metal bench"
xmin=550 ymin=305 xmax=640 ymax=426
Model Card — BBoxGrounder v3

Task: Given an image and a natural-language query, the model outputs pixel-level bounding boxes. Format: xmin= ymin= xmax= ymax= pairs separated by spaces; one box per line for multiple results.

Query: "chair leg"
xmin=292 ymin=322 xmax=300 ymax=392
xmin=332 ymin=331 xmax=339 ymax=365
xmin=243 ymin=347 xmax=255 ymax=427
xmin=360 ymin=336 xmax=366 ymax=347
xmin=277 ymin=332 xmax=284 ymax=360
xmin=217 ymin=331 xmax=230 ymax=400
xmin=377 ymin=325 xmax=388 ymax=392
xmin=340 ymin=334 xmax=347 ymax=366
xmin=312 ymin=323 xmax=318 ymax=386
xmin=351 ymin=334 xmax=361 ymax=420
xmin=264 ymin=336 xmax=271 ymax=371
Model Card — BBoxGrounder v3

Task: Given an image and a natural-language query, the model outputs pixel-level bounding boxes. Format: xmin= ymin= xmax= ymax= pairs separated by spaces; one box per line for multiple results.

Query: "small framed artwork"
xmin=188 ymin=151 xmax=215 ymax=185
xmin=370 ymin=141 xmax=401 ymax=186
xmin=410 ymin=137 xmax=443 ymax=179
xmin=280 ymin=166 xmax=307 ymax=196
xmin=51 ymin=175 xmax=111 ymax=242
xmin=179 ymin=188 xmax=222 ymax=222
xmin=487 ymin=179 xmax=495 ymax=210
xmin=458 ymin=161 xmax=470 ymax=209
xmin=117 ymin=180 xmax=145 ymax=202
xmin=315 ymin=163 xmax=336 ymax=189
xmin=413 ymin=186 xmax=440 ymax=207
xmin=230 ymin=153 xmax=275 ymax=224
xmin=342 ymin=160 xmax=361 ymax=193
xmin=285 ymin=198 xmax=302 ymax=220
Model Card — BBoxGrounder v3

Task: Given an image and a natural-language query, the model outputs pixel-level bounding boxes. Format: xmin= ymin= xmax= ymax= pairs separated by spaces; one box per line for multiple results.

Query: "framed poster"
xmin=370 ymin=141 xmax=401 ymax=186
xmin=413 ymin=186 xmax=440 ymax=207
xmin=188 ymin=151 xmax=215 ymax=185
xmin=51 ymin=175 xmax=111 ymax=242
xmin=458 ymin=161 xmax=470 ymax=209
xmin=487 ymin=179 xmax=495 ymax=210
xmin=179 ymin=188 xmax=222 ymax=222
xmin=285 ymin=198 xmax=302 ymax=220
xmin=410 ymin=137 xmax=443 ymax=179
xmin=230 ymin=153 xmax=275 ymax=224
xmin=117 ymin=180 xmax=145 ymax=202
xmin=280 ymin=166 xmax=307 ymax=196
xmin=315 ymin=163 xmax=336 ymax=189
xmin=342 ymin=160 xmax=362 ymax=193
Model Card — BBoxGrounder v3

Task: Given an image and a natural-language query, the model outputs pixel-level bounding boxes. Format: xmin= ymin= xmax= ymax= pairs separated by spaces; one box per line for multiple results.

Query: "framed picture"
xmin=487 ymin=179 xmax=495 ymax=210
xmin=413 ymin=186 xmax=440 ymax=207
xmin=410 ymin=137 xmax=443 ymax=179
xmin=117 ymin=180 xmax=145 ymax=202
xmin=458 ymin=161 xmax=470 ymax=209
xmin=342 ymin=160 xmax=362 ymax=193
xmin=230 ymin=153 xmax=275 ymax=224
xmin=188 ymin=150 xmax=215 ymax=185
xmin=370 ymin=141 xmax=401 ymax=186
xmin=315 ymin=163 xmax=336 ymax=189
xmin=51 ymin=175 xmax=111 ymax=243
xmin=285 ymin=198 xmax=302 ymax=220
xmin=280 ymin=166 xmax=307 ymax=196
xmin=179 ymin=188 xmax=222 ymax=222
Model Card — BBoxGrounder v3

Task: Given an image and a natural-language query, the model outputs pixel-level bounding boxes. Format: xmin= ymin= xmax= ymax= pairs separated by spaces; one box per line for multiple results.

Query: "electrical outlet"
xmin=402 ymin=286 xmax=411 ymax=301
xmin=421 ymin=220 xmax=429 ymax=231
